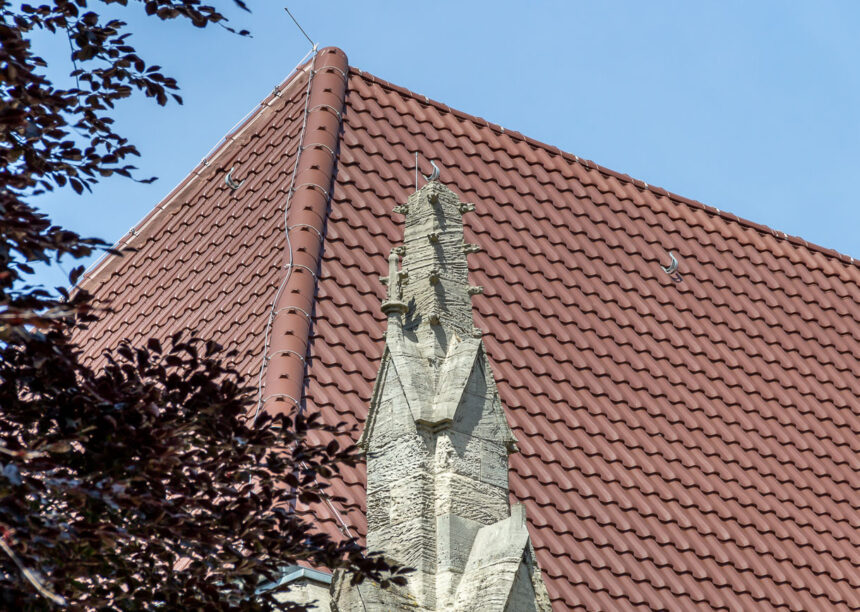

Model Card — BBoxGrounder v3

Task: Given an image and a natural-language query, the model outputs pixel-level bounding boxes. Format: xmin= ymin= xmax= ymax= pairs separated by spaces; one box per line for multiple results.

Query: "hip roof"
xmin=77 ymin=47 xmax=860 ymax=611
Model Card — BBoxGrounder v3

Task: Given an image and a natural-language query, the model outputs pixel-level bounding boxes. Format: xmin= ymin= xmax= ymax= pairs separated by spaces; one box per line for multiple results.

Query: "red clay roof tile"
xmin=75 ymin=48 xmax=860 ymax=610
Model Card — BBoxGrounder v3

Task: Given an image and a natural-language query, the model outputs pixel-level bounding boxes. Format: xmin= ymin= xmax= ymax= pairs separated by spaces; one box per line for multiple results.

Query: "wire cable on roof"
xmin=300 ymin=461 xmax=368 ymax=612
xmin=199 ymin=48 xmax=315 ymax=166
xmin=77 ymin=51 xmax=319 ymax=286
xmin=252 ymin=47 xmax=318 ymax=424
xmin=247 ymin=46 xmax=366 ymax=609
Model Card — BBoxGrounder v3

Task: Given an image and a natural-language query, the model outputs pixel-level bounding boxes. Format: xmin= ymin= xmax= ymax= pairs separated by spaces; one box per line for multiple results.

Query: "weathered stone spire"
xmin=397 ymin=182 xmax=481 ymax=348
xmin=331 ymin=180 xmax=551 ymax=612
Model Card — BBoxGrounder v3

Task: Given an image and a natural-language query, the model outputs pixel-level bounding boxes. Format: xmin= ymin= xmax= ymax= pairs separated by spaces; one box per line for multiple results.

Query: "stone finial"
xmin=380 ymin=249 xmax=408 ymax=316
xmin=386 ymin=181 xmax=483 ymax=355
xmin=334 ymin=180 xmax=550 ymax=612
xmin=377 ymin=181 xmax=487 ymax=351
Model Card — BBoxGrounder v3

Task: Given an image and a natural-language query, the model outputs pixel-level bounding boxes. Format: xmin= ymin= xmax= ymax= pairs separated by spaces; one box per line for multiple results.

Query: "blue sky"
xmin=31 ymin=1 xmax=860 ymax=287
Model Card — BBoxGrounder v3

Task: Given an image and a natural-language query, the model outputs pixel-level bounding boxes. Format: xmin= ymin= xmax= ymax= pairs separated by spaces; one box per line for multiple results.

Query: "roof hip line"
xmin=258 ymin=46 xmax=348 ymax=417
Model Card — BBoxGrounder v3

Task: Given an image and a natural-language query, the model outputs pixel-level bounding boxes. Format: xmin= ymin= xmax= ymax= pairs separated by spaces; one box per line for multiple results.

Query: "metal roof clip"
xmin=660 ymin=251 xmax=683 ymax=282
xmin=422 ymin=161 xmax=440 ymax=183
xmin=225 ymin=166 xmax=245 ymax=191
xmin=660 ymin=252 xmax=678 ymax=275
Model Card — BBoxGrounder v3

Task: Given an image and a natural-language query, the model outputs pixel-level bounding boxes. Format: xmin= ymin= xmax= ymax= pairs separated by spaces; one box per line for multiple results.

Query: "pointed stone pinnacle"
xmin=394 ymin=181 xmax=479 ymax=346
xmin=380 ymin=249 xmax=407 ymax=316
xmin=337 ymin=180 xmax=550 ymax=612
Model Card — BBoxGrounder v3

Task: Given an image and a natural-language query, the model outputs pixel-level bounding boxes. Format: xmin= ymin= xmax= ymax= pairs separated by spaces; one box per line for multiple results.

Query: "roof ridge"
xmin=259 ymin=46 xmax=349 ymax=416
xmin=347 ymin=66 xmax=859 ymax=272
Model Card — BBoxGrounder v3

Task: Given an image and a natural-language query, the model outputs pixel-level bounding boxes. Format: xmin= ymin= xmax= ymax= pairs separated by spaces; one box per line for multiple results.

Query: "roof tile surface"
xmin=78 ymin=53 xmax=860 ymax=611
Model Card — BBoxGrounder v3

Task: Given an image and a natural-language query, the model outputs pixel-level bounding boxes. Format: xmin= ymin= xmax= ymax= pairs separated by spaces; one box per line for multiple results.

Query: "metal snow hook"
xmin=225 ymin=166 xmax=245 ymax=191
xmin=660 ymin=252 xmax=678 ymax=274
xmin=660 ymin=251 xmax=683 ymax=282
xmin=422 ymin=161 xmax=440 ymax=183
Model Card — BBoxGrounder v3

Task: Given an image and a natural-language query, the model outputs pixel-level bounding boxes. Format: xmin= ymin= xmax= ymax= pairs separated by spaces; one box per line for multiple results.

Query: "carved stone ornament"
xmin=331 ymin=181 xmax=551 ymax=612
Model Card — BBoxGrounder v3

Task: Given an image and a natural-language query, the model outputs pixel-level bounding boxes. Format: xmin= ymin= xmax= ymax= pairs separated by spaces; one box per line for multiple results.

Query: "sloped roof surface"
xmin=79 ymin=49 xmax=860 ymax=610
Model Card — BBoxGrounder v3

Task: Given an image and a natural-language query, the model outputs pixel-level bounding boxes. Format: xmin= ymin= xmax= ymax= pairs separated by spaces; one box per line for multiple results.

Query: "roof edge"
xmin=349 ymin=67 xmax=859 ymax=270
xmin=260 ymin=46 xmax=349 ymax=415
xmin=79 ymin=49 xmax=319 ymax=291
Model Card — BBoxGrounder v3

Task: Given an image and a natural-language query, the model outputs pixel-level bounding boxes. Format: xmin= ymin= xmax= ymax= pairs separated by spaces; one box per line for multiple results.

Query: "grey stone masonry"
xmin=331 ymin=181 xmax=551 ymax=612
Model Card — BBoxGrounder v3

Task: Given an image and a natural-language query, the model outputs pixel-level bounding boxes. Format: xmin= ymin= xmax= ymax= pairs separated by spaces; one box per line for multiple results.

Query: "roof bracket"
xmin=660 ymin=251 xmax=678 ymax=275
xmin=225 ymin=166 xmax=245 ymax=191
xmin=422 ymin=160 xmax=440 ymax=183
xmin=660 ymin=251 xmax=683 ymax=282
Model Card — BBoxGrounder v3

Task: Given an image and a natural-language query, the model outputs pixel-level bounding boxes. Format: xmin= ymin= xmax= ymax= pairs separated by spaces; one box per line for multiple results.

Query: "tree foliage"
xmin=0 ymin=1 xmax=406 ymax=608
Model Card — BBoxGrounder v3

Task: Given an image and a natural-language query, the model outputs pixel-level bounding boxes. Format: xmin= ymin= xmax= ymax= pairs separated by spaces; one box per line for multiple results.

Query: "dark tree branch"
xmin=0 ymin=1 xmax=408 ymax=609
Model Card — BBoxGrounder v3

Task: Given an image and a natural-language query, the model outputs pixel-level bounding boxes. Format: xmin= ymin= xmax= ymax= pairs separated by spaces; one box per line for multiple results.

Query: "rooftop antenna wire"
xmin=284 ymin=6 xmax=316 ymax=48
